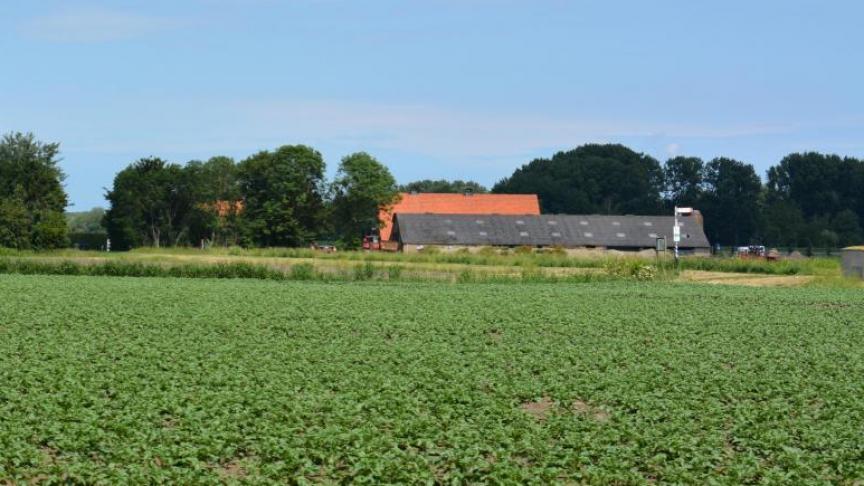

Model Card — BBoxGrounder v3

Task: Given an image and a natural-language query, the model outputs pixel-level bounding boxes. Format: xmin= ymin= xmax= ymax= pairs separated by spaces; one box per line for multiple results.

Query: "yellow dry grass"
xmin=678 ymin=270 xmax=814 ymax=287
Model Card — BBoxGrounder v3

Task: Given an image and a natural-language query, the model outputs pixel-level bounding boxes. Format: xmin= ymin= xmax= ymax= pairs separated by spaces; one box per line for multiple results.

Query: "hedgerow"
xmin=0 ymin=258 xmax=648 ymax=284
xmin=129 ymin=246 xmax=840 ymax=275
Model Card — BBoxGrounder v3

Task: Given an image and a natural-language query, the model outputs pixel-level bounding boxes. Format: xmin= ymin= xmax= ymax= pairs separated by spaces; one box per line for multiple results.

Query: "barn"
xmin=391 ymin=213 xmax=711 ymax=255
xmin=378 ymin=192 xmax=540 ymax=241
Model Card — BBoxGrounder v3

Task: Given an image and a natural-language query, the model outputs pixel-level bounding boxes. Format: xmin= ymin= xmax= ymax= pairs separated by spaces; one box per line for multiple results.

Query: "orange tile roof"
xmin=379 ymin=193 xmax=540 ymax=240
xmin=204 ymin=200 xmax=244 ymax=217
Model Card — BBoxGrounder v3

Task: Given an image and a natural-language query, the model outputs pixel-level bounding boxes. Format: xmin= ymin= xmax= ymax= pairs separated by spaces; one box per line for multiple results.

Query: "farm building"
xmin=391 ymin=213 xmax=711 ymax=255
xmin=379 ymin=192 xmax=540 ymax=240
xmin=842 ymin=247 xmax=864 ymax=278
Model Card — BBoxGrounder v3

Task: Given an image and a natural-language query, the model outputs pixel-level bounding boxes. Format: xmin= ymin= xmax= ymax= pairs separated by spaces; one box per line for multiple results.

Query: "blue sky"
xmin=1 ymin=0 xmax=862 ymax=210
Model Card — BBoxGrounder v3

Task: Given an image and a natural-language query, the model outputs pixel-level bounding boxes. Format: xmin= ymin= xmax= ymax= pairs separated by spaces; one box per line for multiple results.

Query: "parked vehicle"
xmin=311 ymin=241 xmax=338 ymax=253
xmin=735 ymin=245 xmax=779 ymax=260
xmin=362 ymin=234 xmax=399 ymax=252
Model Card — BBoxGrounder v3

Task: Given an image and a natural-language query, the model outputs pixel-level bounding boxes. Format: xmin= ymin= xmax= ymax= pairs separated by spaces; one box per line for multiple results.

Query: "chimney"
xmin=692 ymin=209 xmax=704 ymax=226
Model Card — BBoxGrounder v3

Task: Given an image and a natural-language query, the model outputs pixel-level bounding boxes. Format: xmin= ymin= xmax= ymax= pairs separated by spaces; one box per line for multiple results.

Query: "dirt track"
xmin=678 ymin=270 xmax=814 ymax=287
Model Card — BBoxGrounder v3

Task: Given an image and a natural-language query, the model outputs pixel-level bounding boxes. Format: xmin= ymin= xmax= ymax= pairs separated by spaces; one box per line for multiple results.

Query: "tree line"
xmin=103 ymin=147 xmax=399 ymax=250
xmin=493 ymin=144 xmax=864 ymax=248
xmin=2 ymin=131 xmax=863 ymax=250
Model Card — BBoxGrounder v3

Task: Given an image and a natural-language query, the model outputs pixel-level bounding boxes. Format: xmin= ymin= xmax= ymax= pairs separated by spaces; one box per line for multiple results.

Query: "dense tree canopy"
xmin=193 ymin=156 xmax=240 ymax=203
xmin=399 ymin=179 xmax=487 ymax=194
xmin=0 ymin=197 xmax=31 ymax=249
xmin=663 ymin=156 xmax=704 ymax=208
xmin=491 ymin=145 xmax=864 ymax=248
xmin=331 ymin=152 xmax=399 ymax=247
xmin=764 ymin=152 xmax=864 ymax=247
xmin=237 ymin=145 xmax=327 ymax=247
xmin=758 ymin=197 xmax=804 ymax=248
xmin=767 ymin=153 xmax=851 ymax=219
xmin=0 ymin=132 xmax=69 ymax=249
xmin=103 ymin=158 xmax=189 ymax=249
xmin=182 ymin=156 xmax=241 ymax=246
xmin=493 ymin=144 xmax=664 ymax=215
xmin=104 ymin=156 xmax=244 ymax=250
xmin=699 ymin=158 xmax=763 ymax=246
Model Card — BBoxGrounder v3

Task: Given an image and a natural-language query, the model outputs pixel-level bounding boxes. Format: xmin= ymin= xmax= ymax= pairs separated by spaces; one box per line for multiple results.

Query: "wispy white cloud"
xmin=20 ymin=8 xmax=183 ymax=43
xmin=5 ymin=95 xmax=847 ymax=209
xmin=229 ymin=99 xmax=796 ymax=159
xmin=5 ymin=95 xmax=802 ymax=164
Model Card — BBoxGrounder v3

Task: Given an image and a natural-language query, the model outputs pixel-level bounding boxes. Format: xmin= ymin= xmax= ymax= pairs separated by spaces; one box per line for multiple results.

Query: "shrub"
xmin=514 ymin=245 xmax=534 ymax=255
xmin=545 ymin=245 xmax=567 ymax=256
xmin=353 ymin=262 xmax=376 ymax=281
xmin=476 ymin=246 xmax=498 ymax=257
xmin=519 ymin=266 xmax=547 ymax=283
xmin=456 ymin=269 xmax=475 ymax=283
xmin=387 ymin=266 xmax=403 ymax=280
xmin=291 ymin=263 xmax=315 ymax=280
xmin=604 ymin=259 xmax=658 ymax=281
xmin=632 ymin=264 xmax=657 ymax=281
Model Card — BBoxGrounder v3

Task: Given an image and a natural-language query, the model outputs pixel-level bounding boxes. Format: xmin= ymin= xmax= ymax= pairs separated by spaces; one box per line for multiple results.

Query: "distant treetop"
xmin=399 ymin=179 xmax=488 ymax=194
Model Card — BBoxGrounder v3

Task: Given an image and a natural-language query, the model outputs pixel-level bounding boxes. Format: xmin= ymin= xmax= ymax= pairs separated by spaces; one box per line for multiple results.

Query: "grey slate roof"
xmin=392 ymin=213 xmax=711 ymax=249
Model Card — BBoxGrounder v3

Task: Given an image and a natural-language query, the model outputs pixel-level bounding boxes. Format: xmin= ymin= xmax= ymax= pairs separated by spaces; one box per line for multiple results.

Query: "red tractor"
xmin=362 ymin=234 xmax=381 ymax=251
xmin=362 ymin=233 xmax=399 ymax=252
xmin=735 ymin=245 xmax=779 ymax=261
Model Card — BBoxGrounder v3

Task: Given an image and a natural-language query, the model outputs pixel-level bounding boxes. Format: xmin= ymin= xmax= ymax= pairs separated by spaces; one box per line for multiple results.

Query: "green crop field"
xmin=1 ymin=275 xmax=863 ymax=484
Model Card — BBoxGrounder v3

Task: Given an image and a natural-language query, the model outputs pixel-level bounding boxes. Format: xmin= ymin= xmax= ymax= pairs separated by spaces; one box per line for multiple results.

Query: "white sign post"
xmin=673 ymin=207 xmax=693 ymax=268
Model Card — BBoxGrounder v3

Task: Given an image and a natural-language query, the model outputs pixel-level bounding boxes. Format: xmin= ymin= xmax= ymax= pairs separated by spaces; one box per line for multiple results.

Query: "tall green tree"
xmin=663 ymin=156 xmax=704 ymax=209
xmin=181 ymin=156 xmax=240 ymax=246
xmin=238 ymin=145 xmax=326 ymax=247
xmin=103 ymin=158 xmax=191 ymax=249
xmin=766 ymin=153 xmax=850 ymax=220
xmin=331 ymin=152 xmax=398 ymax=247
xmin=492 ymin=144 xmax=663 ymax=214
xmin=186 ymin=156 xmax=240 ymax=203
xmin=700 ymin=157 xmax=762 ymax=246
xmin=831 ymin=209 xmax=863 ymax=247
xmin=399 ymin=179 xmax=487 ymax=194
xmin=0 ymin=132 xmax=69 ymax=249
xmin=0 ymin=195 xmax=32 ymax=249
xmin=766 ymin=152 xmax=864 ymax=248
xmin=760 ymin=196 xmax=806 ymax=247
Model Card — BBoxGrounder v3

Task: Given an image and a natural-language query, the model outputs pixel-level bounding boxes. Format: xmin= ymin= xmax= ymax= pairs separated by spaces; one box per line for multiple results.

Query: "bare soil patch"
xmin=486 ymin=328 xmax=503 ymax=342
xmin=215 ymin=459 xmax=248 ymax=480
xmin=520 ymin=396 xmax=555 ymax=420
xmin=679 ymin=270 xmax=813 ymax=287
xmin=571 ymin=400 xmax=611 ymax=423
xmin=39 ymin=446 xmax=59 ymax=465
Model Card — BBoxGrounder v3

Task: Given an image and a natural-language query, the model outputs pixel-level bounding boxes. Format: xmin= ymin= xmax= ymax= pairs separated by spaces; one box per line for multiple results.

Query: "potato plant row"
xmin=0 ymin=275 xmax=862 ymax=483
